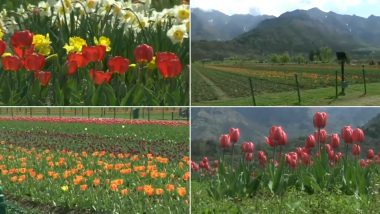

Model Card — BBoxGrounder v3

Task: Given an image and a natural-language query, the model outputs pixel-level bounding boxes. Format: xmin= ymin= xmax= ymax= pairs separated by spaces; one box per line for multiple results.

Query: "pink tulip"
xmin=273 ymin=126 xmax=287 ymax=146
xmin=285 ymin=152 xmax=298 ymax=169
xmin=242 ymin=141 xmax=254 ymax=153
xmin=352 ymin=128 xmax=365 ymax=143
xmin=335 ymin=152 xmax=343 ymax=162
xmin=191 ymin=161 xmax=199 ymax=171
xmin=352 ymin=144 xmax=361 ymax=156
xmin=368 ymin=149 xmax=375 ymax=159
xmin=258 ymin=151 xmax=267 ymax=166
xmin=300 ymin=151 xmax=310 ymax=165
xmin=359 ymin=159 xmax=370 ymax=168
xmin=229 ymin=128 xmax=240 ymax=143
xmin=328 ymin=149 xmax=335 ymax=161
xmin=313 ymin=112 xmax=328 ymax=129
xmin=219 ymin=134 xmax=231 ymax=149
xmin=245 ymin=153 xmax=253 ymax=161
xmin=341 ymin=126 xmax=353 ymax=144
xmin=314 ymin=129 xmax=327 ymax=143
xmin=305 ymin=134 xmax=316 ymax=148
xmin=265 ymin=137 xmax=275 ymax=147
xmin=330 ymin=133 xmax=340 ymax=149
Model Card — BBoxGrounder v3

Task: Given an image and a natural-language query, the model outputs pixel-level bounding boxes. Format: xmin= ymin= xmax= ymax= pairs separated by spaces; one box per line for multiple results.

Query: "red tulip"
xmin=359 ymin=159 xmax=370 ymax=168
xmin=229 ymin=128 xmax=240 ymax=143
xmin=313 ymin=112 xmax=328 ymax=129
xmin=156 ymin=52 xmax=182 ymax=79
xmin=352 ymin=128 xmax=364 ymax=143
xmin=305 ymin=134 xmax=316 ymax=148
xmin=265 ymin=136 xmax=275 ymax=147
xmin=219 ymin=134 xmax=231 ymax=149
xmin=245 ymin=153 xmax=253 ymax=161
xmin=335 ymin=152 xmax=343 ymax=162
xmin=328 ymin=149 xmax=335 ymax=161
xmin=341 ymin=126 xmax=353 ymax=144
xmin=300 ymin=151 xmax=310 ymax=165
xmin=242 ymin=142 xmax=254 ymax=153
xmin=191 ymin=161 xmax=199 ymax=171
xmin=274 ymin=127 xmax=287 ymax=146
xmin=13 ymin=45 xmax=34 ymax=58
xmin=352 ymin=144 xmax=361 ymax=156
xmin=258 ymin=151 xmax=267 ymax=166
xmin=89 ymin=69 xmax=112 ymax=85
xmin=295 ymin=147 xmax=303 ymax=157
xmin=134 ymin=44 xmax=153 ymax=63
xmin=82 ymin=45 xmax=106 ymax=62
xmin=68 ymin=53 xmax=88 ymax=67
xmin=24 ymin=53 xmax=45 ymax=72
xmin=1 ymin=55 xmax=23 ymax=71
xmin=368 ymin=149 xmax=375 ymax=159
xmin=0 ymin=40 xmax=6 ymax=56
xmin=11 ymin=30 xmax=33 ymax=48
xmin=108 ymin=56 xmax=129 ymax=74
xmin=315 ymin=129 xmax=327 ymax=143
xmin=330 ymin=133 xmax=340 ymax=149
xmin=34 ymin=71 xmax=51 ymax=86
xmin=285 ymin=152 xmax=298 ymax=169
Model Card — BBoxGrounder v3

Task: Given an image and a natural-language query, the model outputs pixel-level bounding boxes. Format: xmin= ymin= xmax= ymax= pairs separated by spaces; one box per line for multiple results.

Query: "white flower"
xmin=167 ymin=24 xmax=188 ymax=44
xmin=173 ymin=4 xmax=189 ymax=23
xmin=38 ymin=1 xmax=52 ymax=17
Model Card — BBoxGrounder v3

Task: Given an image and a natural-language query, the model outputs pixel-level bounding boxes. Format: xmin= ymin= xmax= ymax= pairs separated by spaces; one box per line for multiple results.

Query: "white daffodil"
xmin=167 ymin=24 xmax=188 ymax=44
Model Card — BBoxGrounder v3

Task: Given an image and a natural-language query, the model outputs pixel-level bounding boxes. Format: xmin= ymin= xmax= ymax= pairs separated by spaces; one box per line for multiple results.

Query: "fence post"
xmin=294 ymin=74 xmax=301 ymax=104
xmin=335 ymin=70 xmax=338 ymax=98
xmin=248 ymin=77 xmax=256 ymax=106
xmin=362 ymin=65 xmax=367 ymax=95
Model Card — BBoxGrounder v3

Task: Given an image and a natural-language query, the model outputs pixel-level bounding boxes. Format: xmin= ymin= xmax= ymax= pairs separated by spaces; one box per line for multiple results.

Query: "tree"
xmin=319 ymin=46 xmax=332 ymax=63
xmin=280 ymin=52 xmax=290 ymax=64
xmin=270 ymin=54 xmax=280 ymax=64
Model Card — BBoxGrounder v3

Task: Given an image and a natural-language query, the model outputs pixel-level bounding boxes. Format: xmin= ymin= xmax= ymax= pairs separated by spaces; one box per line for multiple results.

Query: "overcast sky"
xmin=191 ymin=0 xmax=380 ymax=17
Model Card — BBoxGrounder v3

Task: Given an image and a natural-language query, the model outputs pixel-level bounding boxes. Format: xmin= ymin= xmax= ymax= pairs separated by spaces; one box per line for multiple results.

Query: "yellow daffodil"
xmin=33 ymin=34 xmax=51 ymax=56
xmin=63 ymin=36 xmax=87 ymax=54
xmin=94 ymin=36 xmax=111 ymax=52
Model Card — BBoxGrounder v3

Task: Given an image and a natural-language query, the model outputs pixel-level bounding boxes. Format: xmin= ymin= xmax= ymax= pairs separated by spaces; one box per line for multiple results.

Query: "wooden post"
xmin=362 ymin=65 xmax=367 ymax=95
xmin=74 ymin=108 xmax=77 ymax=116
xmin=335 ymin=70 xmax=338 ymax=98
xmin=248 ymin=77 xmax=256 ymax=106
xmin=30 ymin=108 xmax=32 ymax=117
xmin=295 ymin=74 xmax=301 ymax=104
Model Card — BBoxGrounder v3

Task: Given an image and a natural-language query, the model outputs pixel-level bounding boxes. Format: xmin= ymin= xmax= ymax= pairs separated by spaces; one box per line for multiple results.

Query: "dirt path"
xmin=193 ymin=67 xmax=229 ymax=100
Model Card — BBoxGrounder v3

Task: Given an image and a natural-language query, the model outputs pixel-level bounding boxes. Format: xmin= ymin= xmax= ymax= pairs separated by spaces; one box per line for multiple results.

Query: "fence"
xmin=0 ymin=107 xmax=189 ymax=121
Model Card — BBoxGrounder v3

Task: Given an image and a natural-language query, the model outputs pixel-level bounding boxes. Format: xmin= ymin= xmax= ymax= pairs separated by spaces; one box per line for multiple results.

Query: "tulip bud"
xmin=328 ymin=149 xmax=335 ymax=161
xmin=242 ymin=141 xmax=254 ymax=153
xmin=229 ymin=128 xmax=240 ymax=143
xmin=265 ymin=136 xmax=275 ymax=147
xmin=305 ymin=134 xmax=316 ymax=148
xmin=245 ymin=153 xmax=253 ymax=161
xmin=352 ymin=128 xmax=365 ymax=143
xmin=300 ymin=151 xmax=310 ymax=165
xmin=285 ymin=152 xmax=298 ymax=169
xmin=219 ymin=134 xmax=231 ymax=149
xmin=134 ymin=44 xmax=154 ymax=63
xmin=258 ymin=151 xmax=267 ymax=166
xmin=368 ymin=149 xmax=375 ymax=159
xmin=330 ymin=133 xmax=340 ymax=149
xmin=315 ymin=129 xmax=327 ymax=143
xmin=352 ymin=144 xmax=361 ymax=156
xmin=313 ymin=112 xmax=328 ymax=129
xmin=341 ymin=126 xmax=353 ymax=144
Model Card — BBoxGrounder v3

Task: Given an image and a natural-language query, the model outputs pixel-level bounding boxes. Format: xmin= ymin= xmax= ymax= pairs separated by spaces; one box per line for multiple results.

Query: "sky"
xmin=191 ymin=0 xmax=380 ymax=17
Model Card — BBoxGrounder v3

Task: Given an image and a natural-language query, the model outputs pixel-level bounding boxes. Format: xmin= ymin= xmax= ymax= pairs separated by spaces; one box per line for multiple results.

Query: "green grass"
xmin=194 ymin=82 xmax=380 ymax=106
xmin=192 ymin=181 xmax=380 ymax=214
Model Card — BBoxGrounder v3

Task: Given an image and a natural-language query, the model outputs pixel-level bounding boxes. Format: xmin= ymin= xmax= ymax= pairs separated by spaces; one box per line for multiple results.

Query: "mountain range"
xmin=192 ymin=8 xmax=380 ymax=60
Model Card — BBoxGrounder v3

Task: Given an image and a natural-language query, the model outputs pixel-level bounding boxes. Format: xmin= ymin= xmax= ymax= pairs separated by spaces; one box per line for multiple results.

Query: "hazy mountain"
xmin=192 ymin=8 xmax=380 ymax=60
xmin=191 ymin=108 xmax=380 ymax=160
xmin=191 ymin=8 xmax=274 ymax=41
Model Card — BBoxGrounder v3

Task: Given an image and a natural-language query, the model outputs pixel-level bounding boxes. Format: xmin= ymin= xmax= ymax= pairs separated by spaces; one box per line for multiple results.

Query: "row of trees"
xmin=269 ymin=47 xmax=333 ymax=64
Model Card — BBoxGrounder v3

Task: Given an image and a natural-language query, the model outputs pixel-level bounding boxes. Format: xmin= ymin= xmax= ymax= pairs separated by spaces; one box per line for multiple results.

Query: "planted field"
xmin=192 ymin=62 xmax=380 ymax=105
xmin=0 ymin=117 xmax=189 ymax=213
xmin=191 ymin=111 xmax=380 ymax=213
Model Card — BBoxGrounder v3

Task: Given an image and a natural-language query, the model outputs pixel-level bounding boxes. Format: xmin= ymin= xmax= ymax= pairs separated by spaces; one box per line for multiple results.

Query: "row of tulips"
xmin=0 ymin=141 xmax=189 ymax=213
xmin=192 ymin=111 xmax=380 ymax=199
xmin=0 ymin=116 xmax=189 ymax=126
xmin=0 ymin=29 xmax=187 ymax=105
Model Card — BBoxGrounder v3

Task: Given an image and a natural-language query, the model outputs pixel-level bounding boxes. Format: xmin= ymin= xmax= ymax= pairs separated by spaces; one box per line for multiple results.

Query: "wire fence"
xmin=0 ymin=107 xmax=189 ymax=121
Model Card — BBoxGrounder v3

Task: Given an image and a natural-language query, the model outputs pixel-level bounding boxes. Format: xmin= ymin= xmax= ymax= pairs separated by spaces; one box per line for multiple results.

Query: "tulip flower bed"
xmin=0 ymin=0 xmax=189 ymax=105
xmin=191 ymin=112 xmax=380 ymax=213
xmin=0 ymin=118 xmax=189 ymax=213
